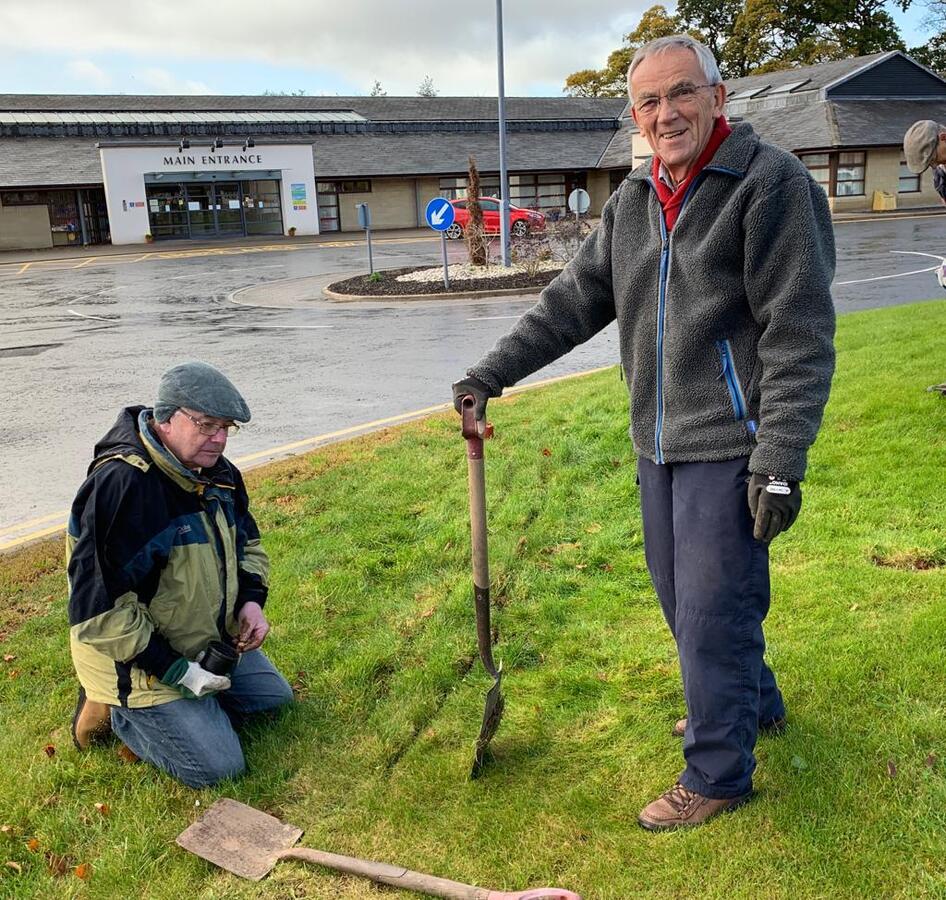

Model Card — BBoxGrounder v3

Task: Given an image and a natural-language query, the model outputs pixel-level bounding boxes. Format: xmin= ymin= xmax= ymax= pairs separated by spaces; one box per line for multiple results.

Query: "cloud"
xmin=66 ymin=59 xmax=111 ymax=90
xmin=135 ymin=67 xmax=213 ymax=95
xmin=0 ymin=0 xmax=643 ymax=95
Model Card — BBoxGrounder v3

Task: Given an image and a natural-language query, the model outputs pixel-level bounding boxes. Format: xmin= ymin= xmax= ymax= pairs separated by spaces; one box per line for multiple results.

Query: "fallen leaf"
xmin=0 ymin=825 xmax=11 ymax=834
xmin=74 ymin=862 xmax=92 ymax=880
xmin=45 ymin=852 xmax=70 ymax=877
xmin=7 ymin=670 xmax=18 ymax=679
xmin=595 ymin=672 xmax=609 ymax=681
xmin=599 ymin=563 xmax=614 ymax=572
xmin=541 ymin=447 xmax=552 ymax=456
xmin=4 ymin=862 xmax=21 ymax=874
xmin=42 ymin=744 xmax=55 ymax=758
xmin=926 ymin=753 xmax=937 ymax=769
xmin=26 ymin=839 xmax=39 ymax=852
xmin=849 ymin=603 xmax=858 ymax=612
xmin=419 ymin=608 xmax=435 ymax=619
xmin=94 ymin=803 xmax=109 ymax=817
xmin=516 ymin=536 xmax=527 ymax=552
xmin=886 ymin=760 xmax=897 ymax=778
xmin=2 ymin=654 xmax=14 ymax=662
xmin=575 ymin=563 xmax=587 ymax=570
xmin=116 ymin=745 xmax=139 ymax=764
xmin=585 ymin=523 xmax=602 ymax=534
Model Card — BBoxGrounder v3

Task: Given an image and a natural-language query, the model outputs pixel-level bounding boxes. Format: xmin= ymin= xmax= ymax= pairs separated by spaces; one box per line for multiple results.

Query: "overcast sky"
xmin=0 ymin=0 xmax=931 ymax=98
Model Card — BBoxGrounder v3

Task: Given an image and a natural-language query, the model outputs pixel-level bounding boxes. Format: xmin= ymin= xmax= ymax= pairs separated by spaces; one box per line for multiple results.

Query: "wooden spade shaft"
xmin=278 ymin=848 xmax=581 ymax=900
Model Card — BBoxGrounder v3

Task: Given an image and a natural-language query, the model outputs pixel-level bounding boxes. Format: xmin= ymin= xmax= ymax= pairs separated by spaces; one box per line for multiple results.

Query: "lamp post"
xmin=496 ymin=0 xmax=511 ymax=267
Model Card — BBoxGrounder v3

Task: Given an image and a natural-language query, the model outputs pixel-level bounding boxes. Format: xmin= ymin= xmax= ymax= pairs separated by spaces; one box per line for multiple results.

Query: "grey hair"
xmin=627 ymin=35 xmax=723 ymax=98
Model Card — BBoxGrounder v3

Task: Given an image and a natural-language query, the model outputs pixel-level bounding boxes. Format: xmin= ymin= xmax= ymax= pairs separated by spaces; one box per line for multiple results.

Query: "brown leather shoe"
xmin=638 ymin=783 xmax=752 ymax=831
xmin=671 ymin=715 xmax=787 ymax=738
xmin=71 ymin=686 xmax=112 ymax=750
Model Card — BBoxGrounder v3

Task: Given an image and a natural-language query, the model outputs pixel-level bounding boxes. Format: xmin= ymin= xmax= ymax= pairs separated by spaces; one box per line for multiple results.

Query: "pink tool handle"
xmin=488 ymin=890 xmax=583 ymax=900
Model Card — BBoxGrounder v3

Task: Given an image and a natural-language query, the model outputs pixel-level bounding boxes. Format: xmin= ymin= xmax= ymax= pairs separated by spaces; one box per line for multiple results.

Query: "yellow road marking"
xmin=17 ymin=262 xmax=31 ymax=274
xmin=0 ymin=521 xmax=68 ymax=552
xmin=73 ymin=256 xmax=98 ymax=269
xmin=0 ymin=509 xmax=71 ymax=536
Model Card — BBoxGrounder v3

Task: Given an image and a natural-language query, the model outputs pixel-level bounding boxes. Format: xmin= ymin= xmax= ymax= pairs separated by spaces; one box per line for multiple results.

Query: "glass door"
xmin=214 ymin=182 xmax=245 ymax=236
xmin=147 ymin=185 xmax=188 ymax=239
xmin=185 ymin=184 xmax=215 ymax=237
xmin=317 ymin=182 xmax=340 ymax=232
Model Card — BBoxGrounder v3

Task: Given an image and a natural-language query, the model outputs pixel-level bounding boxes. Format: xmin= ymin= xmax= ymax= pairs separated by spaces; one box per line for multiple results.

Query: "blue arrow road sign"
xmin=425 ymin=197 xmax=455 ymax=232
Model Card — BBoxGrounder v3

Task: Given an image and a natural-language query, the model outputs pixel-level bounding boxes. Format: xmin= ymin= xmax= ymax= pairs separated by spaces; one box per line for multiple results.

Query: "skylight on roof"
xmin=767 ymin=79 xmax=811 ymax=95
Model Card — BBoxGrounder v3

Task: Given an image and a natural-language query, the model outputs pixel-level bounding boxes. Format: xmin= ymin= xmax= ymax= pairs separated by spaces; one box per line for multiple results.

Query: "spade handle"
xmin=278 ymin=848 xmax=580 ymax=900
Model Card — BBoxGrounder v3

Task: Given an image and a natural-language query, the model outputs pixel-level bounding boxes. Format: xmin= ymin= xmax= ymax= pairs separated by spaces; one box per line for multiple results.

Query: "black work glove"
xmin=747 ymin=473 xmax=802 ymax=543
xmin=452 ymin=374 xmax=493 ymax=420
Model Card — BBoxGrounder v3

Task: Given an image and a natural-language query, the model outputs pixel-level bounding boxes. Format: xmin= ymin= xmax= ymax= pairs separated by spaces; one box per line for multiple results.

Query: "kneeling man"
xmin=67 ymin=361 xmax=293 ymax=787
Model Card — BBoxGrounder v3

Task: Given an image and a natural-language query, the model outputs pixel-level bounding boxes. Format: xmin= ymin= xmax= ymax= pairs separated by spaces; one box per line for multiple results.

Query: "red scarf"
xmin=651 ymin=115 xmax=731 ymax=232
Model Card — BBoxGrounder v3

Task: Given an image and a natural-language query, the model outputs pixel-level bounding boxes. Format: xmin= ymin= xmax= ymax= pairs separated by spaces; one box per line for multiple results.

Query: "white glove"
xmin=176 ymin=661 xmax=231 ymax=699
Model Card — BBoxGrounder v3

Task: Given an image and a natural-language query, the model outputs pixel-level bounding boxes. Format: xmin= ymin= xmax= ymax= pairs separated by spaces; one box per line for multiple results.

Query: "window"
xmin=800 ymin=153 xmax=830 ymax=194
xmin=609 ymin=170 xmax=631 ymax=193
xmin=439 ymin=176 xmax=500 ymax=200
xmin=478 ymin=199 xmax=499 ymax=212
xmin=337 ymin=180 xmax=371 ymax=193
xmin=509 ymin=173 xmax=566 ymax=212
xmin=835 ymin=151 xmax=865 ymax=197
xmin=799 ymin=151 xmax=865 ymax=197
xmin=898 ymin=154 xmax=920 ymax=193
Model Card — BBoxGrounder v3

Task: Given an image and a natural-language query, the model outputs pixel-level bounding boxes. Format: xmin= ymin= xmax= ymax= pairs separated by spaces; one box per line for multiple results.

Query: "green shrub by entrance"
xmin=1 ymin=300 xmax=945 ymax=898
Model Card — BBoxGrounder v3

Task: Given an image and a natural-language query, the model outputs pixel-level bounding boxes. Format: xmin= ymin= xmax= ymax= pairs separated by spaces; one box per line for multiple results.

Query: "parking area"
xmin=1 ymin=212 xmax=943 ymax=545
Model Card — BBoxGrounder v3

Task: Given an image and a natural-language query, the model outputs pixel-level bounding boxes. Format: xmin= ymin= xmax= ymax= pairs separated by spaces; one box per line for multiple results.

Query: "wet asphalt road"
xmin=1 ymin=213 xmax=943 ymax=538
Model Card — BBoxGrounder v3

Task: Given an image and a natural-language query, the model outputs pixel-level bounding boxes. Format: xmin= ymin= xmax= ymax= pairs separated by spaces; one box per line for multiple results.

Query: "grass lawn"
xmin=1 ymin=300 xmax=946 ymax=899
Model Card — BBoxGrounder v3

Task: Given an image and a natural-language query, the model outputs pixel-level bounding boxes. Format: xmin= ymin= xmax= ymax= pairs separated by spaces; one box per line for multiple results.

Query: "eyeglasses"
xmin=175 ymin=409 xmax=240 ymax=436
xmin=633 ymin=83 xmax=717 ymax=118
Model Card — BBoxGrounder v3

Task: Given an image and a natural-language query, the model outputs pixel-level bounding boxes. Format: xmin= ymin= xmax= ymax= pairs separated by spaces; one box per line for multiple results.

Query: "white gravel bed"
xmin=396 ymin=260 xmax=562 ymax=283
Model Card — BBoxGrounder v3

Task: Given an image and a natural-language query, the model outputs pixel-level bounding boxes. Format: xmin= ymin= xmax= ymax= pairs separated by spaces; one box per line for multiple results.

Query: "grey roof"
xmin=310 ymin=128 xmax=617 ymax=178
xmin=724 ymin=52 xmax=891 ymax=98
xmin=598 ymin=123 xmax=634 ymax=169
xmin=0 ymin=138 xmax=101 ymax=188
xmin=832 ymin=99 xmax=946 ymax=145
xmin=737 ymin=102 xmax=837 ymax=151
xmin=0 ymin=93 xmax=627 ymax=122
xmin=0 ymin=110 xmax=365 ymax=126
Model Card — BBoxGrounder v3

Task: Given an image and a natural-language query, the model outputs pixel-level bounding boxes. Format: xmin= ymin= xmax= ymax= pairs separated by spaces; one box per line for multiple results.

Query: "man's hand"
xmin=161 ymin=658 xmax=231 ymax=699
xmin=236 ymin=601 xmax=269 ymax=652
xmin=748 ymin=474 xmax=802 ymax=543
xmin=451 ymin=375 xmax=492 ymax=420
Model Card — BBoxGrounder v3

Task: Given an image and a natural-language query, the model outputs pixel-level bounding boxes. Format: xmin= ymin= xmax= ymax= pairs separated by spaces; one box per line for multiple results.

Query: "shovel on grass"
xmin=460 ymin=395 xmax=504 ymax=777
xmin=177 ymin=798 xmax=582 ymax=899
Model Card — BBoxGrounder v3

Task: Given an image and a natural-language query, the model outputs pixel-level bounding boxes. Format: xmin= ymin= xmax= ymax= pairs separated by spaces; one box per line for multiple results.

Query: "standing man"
xmin=452 ymin=35 xmax=835 ymax=830
xmin=904 ymin=119 xmax=946 ymax=204
xmin=68 ymin=362 xmax=293 ymax=788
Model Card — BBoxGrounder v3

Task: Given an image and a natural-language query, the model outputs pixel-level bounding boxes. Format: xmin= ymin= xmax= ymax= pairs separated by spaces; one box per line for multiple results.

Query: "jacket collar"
xmin=628 ymin=121 xmax=759 ymax=182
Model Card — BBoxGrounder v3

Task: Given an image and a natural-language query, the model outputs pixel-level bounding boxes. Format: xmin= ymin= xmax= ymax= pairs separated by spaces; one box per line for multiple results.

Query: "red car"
xmin=444 ymin=197 xmax=546 ymax=240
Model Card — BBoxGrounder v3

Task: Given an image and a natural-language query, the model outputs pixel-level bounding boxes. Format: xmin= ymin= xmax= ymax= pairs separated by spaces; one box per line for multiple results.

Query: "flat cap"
xmin=153 ymin=361 xmax=251 ymax=423
xmin=904 ymin=120 xmax=942 ymax=174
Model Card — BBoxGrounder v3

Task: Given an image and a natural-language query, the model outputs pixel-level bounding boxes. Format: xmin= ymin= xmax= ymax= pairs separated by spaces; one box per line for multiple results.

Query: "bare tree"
xmin=466 ymin=156 xmax=488 ymax=267
xmin=369 ymin=80 xmax=387 ymax=97
xmin=417 ymin=75 xmax=438 ymax=97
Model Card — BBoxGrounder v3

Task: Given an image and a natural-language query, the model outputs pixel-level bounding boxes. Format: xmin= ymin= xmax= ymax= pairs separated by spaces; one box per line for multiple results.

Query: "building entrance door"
xmin=147 ymin=179 xmax=280 ymax=240
xmin=214 ymin=182 xmax=244 ymax=236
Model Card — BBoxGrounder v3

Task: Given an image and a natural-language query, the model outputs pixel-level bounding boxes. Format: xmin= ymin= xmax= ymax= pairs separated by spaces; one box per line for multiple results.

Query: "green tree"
xmin=908 ymin=31 xmax=946 ymax=74
xmin=564 ymin=5 xmax=683 ymax=96
xmin=567 ymin=0 xmax=911 ymax=88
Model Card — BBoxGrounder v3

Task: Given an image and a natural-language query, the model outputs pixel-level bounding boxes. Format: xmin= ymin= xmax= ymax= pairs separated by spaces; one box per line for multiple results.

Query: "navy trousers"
xmin=637 ymin=455 xmax=785 ymax=798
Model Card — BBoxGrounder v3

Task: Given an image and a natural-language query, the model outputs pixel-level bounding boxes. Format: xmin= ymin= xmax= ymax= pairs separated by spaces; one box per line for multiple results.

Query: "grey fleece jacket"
xmin=469 ymin=122 xmax=836 ymax=481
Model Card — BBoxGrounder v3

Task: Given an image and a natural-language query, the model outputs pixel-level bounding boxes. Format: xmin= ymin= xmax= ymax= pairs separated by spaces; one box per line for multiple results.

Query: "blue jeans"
xmin=110 ymin=649 xmax=294 ymax=788
xmin=638 ymin=456 xmax=786 ymax=799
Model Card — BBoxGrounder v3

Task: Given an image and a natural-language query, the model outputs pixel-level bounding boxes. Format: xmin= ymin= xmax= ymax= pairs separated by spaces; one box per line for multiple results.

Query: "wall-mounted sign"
xmin=161 ymin=153 xmax=263 ymax=167
xmin=290 ymin=183 xmax=307 ymax=211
